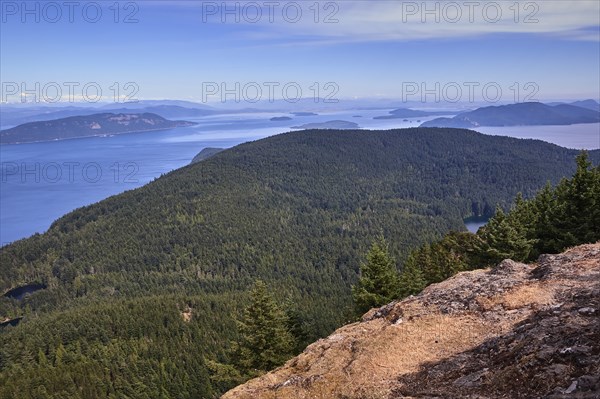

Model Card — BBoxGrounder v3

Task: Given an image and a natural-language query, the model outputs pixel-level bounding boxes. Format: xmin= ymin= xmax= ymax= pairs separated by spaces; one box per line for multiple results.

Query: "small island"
xmin=291 ymin=120 xmax=360 ymax=130
xmin=291 ymin=112 xmax=318 ymax=116
xmin=270 ymin=116 xmax=293 ymax=121
xmin=0 ymin=113 xmax=197 ymax=144
xmin=373 ymin=108 xmax=450 ymax=120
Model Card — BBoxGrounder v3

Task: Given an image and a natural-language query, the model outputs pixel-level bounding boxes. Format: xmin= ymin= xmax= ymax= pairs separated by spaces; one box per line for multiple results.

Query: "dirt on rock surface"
xmin=222 ymin=243 xmax=600 ymax=399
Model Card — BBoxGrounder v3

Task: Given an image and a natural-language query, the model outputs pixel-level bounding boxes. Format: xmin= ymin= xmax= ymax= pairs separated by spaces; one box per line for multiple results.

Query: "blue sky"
xmin=1 ymin=0 xmax=599 ymax=104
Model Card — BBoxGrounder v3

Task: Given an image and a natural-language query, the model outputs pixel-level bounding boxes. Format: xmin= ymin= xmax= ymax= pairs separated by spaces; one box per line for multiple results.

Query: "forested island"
xmin=0 ymin=112 xmax=196 ymax=144
xmin=421 ymin=102 xmax=600 ymax=128
xmin=290 ymin=120 xmax=360 ymax=129
xmin=373 ymin=107 xmax=451 ymax=119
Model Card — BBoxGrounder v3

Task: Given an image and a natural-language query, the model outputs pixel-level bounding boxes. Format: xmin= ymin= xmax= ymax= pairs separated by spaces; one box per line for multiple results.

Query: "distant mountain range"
xmin=3 ymin=99 xmax=599 ymax=131
xmin=547 ymin=99 xmax=600 ymax=112
xmin=421 ymin=101 xmax=600 ymax=128
xmin=0 ymin=105 xmax=215 ymax=127
xmin=0 ymin=113 xmax=196 ymax=144
xmin=0 ymin=98 xmax=382 ymax=127
xmin=98 ymin=100 xmax=215 ymax=110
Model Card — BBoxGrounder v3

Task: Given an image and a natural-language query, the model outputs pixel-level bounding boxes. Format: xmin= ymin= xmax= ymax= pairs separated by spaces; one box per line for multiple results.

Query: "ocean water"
xmin=1 ymin=111 xmax=598 ymax=244
xmin=474 ymin=123 xmax=600 ymax=150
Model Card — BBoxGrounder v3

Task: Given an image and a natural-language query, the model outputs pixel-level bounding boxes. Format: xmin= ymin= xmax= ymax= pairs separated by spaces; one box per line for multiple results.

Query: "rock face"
xmin=223 ymin=243 xmax=600 ymax=399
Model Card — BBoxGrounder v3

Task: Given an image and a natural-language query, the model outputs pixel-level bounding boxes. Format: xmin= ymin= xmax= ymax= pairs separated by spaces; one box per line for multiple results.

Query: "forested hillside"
xmin=1 ymin=128 xmax=598 ymax=398
xmin=351 ymin=151 xmax=600 ymax=312
xmin=224 ymin=153 xmax=600 ymax=398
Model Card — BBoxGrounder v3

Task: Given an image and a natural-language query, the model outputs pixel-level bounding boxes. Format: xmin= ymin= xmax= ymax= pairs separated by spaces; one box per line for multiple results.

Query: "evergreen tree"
xmin=205 ymin=360 xmax=244 ymax=394
xmin=439 ymin=231 xmax=484 ymax=272
xmin=415 ymin=244 xmax=437 ymax=284
xmin=283 ymin=297 xmax=313 ymax=354
xmin=233 ymin=280 xmax=294 ymax=375
xmin=351 ymin=236 xmax=401 ymax=315
xmin=37 ymin=349 xmax=49 ymax=368
xmin=398 ymin=253 xmax=427 ymax=298
xmin=477 ymin=206 xmax=534 ymax=265
xmin=421 ymin=235 xmax=471 ymax=285
xmin=530 ymin=182 xmax=560 ymax=256
xmin=592 ymin=164 xmax=600 ymax=239
xmin=509 ymin=193 xmax=536 ymax=239
xmin=552 ymin=152 xmax=599 ymax=248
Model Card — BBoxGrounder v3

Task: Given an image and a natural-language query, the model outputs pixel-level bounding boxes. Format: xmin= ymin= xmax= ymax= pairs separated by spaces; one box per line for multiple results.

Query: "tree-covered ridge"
xmin=1 ymin=128 xmax=598 ymax=398
xmin=478 ymin=151 xmax=600 ymax=263
xmin=225 ymin=153 xmax=600 ymax=396
xmin=396 ymin=152 xmax=600 ymax=304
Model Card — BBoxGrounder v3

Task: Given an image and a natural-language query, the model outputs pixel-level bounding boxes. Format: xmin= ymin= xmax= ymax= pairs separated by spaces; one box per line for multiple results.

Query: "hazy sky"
xmin=1 ymin=0 xmax=599 ymax=104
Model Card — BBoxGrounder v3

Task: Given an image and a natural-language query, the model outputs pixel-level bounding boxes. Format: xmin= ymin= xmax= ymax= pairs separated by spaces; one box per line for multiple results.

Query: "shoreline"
xmin=0 ymin=123 xmax=198 ymax=146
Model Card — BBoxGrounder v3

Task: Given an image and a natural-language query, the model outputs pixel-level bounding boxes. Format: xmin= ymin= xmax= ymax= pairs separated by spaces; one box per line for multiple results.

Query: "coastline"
xmin=0 ymin=123 xmax=198 ymax=145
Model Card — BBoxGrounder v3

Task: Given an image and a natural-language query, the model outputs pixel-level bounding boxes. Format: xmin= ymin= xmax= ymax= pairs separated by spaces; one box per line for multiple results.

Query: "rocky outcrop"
xmin=223 ymin=243 xmax=600 ymax=399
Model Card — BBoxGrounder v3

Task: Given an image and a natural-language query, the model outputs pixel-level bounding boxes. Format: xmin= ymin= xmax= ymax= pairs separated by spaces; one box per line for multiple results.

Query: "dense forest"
xmin=352 ymin=151 xmax=600 ymax=315
xmin=1 ymin=128 xmax=598 ymax=398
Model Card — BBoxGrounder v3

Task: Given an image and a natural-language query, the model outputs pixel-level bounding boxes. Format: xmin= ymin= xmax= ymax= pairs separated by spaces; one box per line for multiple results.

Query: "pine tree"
xmin=531 ymin=182 xmax=560 ymax=256
xmin=37 ymin=349 xmax=49 ymax=368
xmin=283 ymin=297 xmax=313 ymax=354
xmin=477 ymin=206 xmax=534 ymax=265
xmin=553 ymin=151 xmax=599 ymax=248
xmin=351 ymin=236 xmax=401 ymax=315
xmin=592 ymin=164 xmax=600 ymax=239
xmin=205 ymin=359 xmax=244 ymax=393
xmin=233 ymin=280 xmax=294 ymax=375
xmin=416 ymin=244 xmax=438 ymax=284
xmin=510 ymin=193 xmax=536 ymax=237
xmin=54 ymin=344 xmax=66 ymax=367
xmin=439 ymin=231 xmax=485 ymax=271
xmin=398 ymin=253 xmax=427 ymax=298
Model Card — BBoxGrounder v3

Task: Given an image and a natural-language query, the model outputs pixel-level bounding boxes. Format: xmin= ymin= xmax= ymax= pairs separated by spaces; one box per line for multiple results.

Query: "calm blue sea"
xmin=1 ymin=111 xmax=598 ymax=244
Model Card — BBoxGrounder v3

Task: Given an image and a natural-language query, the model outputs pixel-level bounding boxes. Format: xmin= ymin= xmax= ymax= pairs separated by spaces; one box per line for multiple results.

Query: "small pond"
xmin=464 ymin=216 xmax=489 ymax=233
xmin=3 ymin=283 xmax=47 ymax=300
